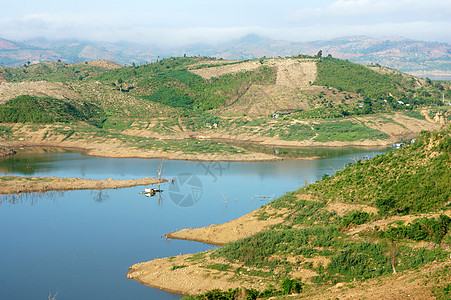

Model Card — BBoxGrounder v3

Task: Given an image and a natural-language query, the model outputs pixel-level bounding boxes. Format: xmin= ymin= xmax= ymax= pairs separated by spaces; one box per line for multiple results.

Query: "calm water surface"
xmin=0 ymin=148 xmax=387 ymax=300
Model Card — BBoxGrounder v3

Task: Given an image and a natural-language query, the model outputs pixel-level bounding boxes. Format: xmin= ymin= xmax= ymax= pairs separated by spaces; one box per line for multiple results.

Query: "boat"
xmin=142 ymin=188 xmax=163 ymax=196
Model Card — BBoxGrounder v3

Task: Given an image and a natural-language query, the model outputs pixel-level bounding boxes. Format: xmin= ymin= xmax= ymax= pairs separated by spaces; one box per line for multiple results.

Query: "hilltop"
xmin=127 ymin=127 xmax=451 ymax=299
xmin=0 ymin=56 xmax=449 ymax=161
xmin=1 ymin=35 xmax=450 ymax=78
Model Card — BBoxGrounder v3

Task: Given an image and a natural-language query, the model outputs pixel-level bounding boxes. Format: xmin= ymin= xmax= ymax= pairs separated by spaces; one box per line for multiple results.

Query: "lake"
xmin=0 ymin=147 xmax=388 ymax=299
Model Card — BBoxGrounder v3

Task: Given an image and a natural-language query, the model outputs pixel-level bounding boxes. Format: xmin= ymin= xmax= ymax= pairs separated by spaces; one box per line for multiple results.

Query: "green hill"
xmin=0 ymin=95 xmax=105 ymax=126
xmin=182 ymin=127 xmax=451 ymax=299
xmin=1 ymin=56 xmax=449 ymax=116
xmin=0 ymin=56 xmax=450 ymax=159
xmin=308 ymin=129 xmax=451 ymax=214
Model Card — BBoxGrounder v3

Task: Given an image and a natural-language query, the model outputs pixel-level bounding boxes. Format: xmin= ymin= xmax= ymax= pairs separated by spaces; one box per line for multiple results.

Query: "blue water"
xmin=0 ymin=148 xmax=387 ymax=299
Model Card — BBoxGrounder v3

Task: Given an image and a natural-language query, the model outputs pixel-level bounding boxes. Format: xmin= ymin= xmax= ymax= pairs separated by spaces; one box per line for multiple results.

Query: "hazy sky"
xmin=2 ymin=0 xmax=451 ymax=46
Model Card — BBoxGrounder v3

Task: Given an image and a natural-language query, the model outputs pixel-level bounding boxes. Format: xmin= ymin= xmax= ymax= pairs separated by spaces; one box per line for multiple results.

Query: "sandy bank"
xmin=165 ymin=206 xmax=285 ymax=246
xmin=127 ymin=253 xmax=258 ymax=295
xmin=126 ymin=206 xmax=289 ymax=295
xmin=0 ymin=176 xmax=166 ymax=194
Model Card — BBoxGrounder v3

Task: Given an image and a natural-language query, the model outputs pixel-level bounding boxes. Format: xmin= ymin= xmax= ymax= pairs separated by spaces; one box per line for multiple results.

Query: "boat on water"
xmin=143 ymin=187 xmax=163 ymax=197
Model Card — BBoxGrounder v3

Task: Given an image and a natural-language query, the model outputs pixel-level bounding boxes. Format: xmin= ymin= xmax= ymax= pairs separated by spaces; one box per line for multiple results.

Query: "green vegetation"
xmin=340 ymin=210 xmax=371 ymax=229
xmin=138 ymin=66 xmax=275 ymax=111
xmin=183 ymin=127 xmax=451 ymax=297
xmin=0 ymin=95 xmax=105 ymax=127
xmin=142 ymin=86 xmax=194 ymax=109
xmin=403 ymin=110 xmax=426 ymax=120
xmin=315 ymin=57 xmax=400 ymax=98
xmin=431 ymin=265 xmax=451 ymax=300
xmin=184 ymin=278 xmax=305 ymax=300
xmin=312 ymin=57 xmax=449 ymax=120
xmin=307 ymin=129 xmax=451 ymax=214
xmin=312 ymin=120 xmax=389 ymax=142
xmin=315 ymin=57 xmax=447 ymax=102
xmin=2 ymin=56 xmax=450 ymax=297
xmin=0 ymin=61 xmax=111 ymax=82
xmin=267 ymin=122 xmax=316 ymax=141
xmin=171 ymin=265 xmax=187 ymax=271
xmin=92 ymin=57 xmax=276 ymax=111
xmin=379 ymin=215 xmax=451 ymax=244
xmin=0 ymin=125 xmax=12 ymax=136
xmin=202 ymin=263 xmax=232 ymax=272
xmin=0 ymin=56 xmax=449 ymax=163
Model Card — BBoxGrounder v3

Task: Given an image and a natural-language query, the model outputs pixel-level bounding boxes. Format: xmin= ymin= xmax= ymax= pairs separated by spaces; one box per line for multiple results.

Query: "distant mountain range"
xmin=1 ymin=34 xmax=450 ymax=78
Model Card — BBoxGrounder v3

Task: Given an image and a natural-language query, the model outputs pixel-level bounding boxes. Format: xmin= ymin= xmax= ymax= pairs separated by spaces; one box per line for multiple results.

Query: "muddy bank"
xmin=0 ymin=176 xmax=166 ymax=194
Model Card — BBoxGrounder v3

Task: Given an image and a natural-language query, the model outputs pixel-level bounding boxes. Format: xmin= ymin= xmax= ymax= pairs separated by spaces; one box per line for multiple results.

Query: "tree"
xmin=316 ymin=50 xmax=323 ymax=58
xmin=117 ymin=78 xmax=123 ymax=92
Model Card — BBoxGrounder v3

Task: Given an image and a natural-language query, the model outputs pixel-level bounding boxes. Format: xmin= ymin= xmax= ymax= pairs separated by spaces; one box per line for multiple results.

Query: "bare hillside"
xmin=190 ymin=60 xmax=262 ymax=79
xmin=271 ymin=59 xmax=317 ymax=87
xmin=69 ymin=60 xmax=123 ymax=70
xmin=221 ymin=85 xmax=311 ymax=117
xmin=0 ymin=81 xmax=83 ymax=104
xmin=191 ymin=59 xmax=318 ymax=116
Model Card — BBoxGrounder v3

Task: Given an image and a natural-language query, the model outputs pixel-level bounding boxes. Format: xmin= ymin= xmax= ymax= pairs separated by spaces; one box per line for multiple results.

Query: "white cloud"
xmin=287 ymin=0 xmax=451 ymax=25
xmin=0 ymin=0 xmax=450 ymax=46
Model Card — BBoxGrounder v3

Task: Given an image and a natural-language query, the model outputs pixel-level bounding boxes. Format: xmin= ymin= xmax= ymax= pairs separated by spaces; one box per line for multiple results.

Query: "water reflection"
xmin=225 ymin=141 xmax=389 ymax=159
xmin=0 ymin=189 xmax=112 ymax=205
xmin=92 ymin=189 xmax=110 ymax=203
xmin=0 ymin=191 xmax=64 ymax=205
xmin=0 ymin=150 xmax=88 ymax=175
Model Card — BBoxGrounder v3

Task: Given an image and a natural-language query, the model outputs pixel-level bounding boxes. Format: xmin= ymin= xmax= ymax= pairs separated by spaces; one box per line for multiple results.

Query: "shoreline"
xmin=1 ymin=137 xmax=395 ymax=163
xmin=0 ymin=175 xmax=167 ymax=194
xmin=164 ymin=232 xmax=226 ymax=246
xmin=128 ymin=201 xmax=451 ymax=297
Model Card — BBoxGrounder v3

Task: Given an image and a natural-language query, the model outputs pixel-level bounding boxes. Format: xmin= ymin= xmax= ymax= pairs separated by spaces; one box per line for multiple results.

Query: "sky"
xmin=2 ymin=0 xmax=451 ymax=47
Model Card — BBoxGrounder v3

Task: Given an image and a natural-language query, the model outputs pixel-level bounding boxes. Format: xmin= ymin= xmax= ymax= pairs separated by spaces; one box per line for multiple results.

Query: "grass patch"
xmin=313 ymin=121 xmax=389 ymax=142
xmin=202 ymin=263 xmax=232 ymax=272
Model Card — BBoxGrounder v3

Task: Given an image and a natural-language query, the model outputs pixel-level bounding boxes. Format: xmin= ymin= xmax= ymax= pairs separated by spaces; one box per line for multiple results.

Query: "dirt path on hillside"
xmin=0 ymin=176 xmax=166 ymax=194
